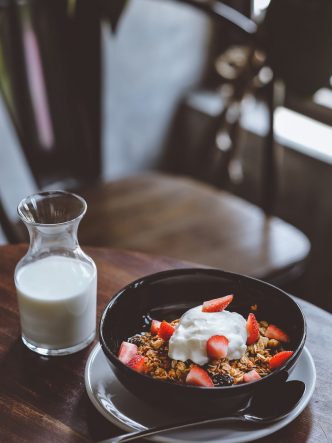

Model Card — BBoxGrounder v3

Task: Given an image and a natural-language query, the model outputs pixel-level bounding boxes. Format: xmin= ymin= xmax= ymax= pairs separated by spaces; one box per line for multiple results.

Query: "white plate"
xmin=85 ymin=345 xmax=316 ymax=443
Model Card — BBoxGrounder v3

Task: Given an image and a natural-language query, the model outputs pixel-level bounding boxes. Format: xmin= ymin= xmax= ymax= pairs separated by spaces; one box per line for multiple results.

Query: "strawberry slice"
xmin=202 ymin=294 xmax=234 ymax=312
xmin=186 ymin=365 xmax=214 ymax=387
xmin=150 ymin=319 xmax=161 ymax=335
xmin=246 ymin=313 xmax=260 ymax=345
xmin=243 ymin=369 xmax=261 ymax=383
xmin=269 ymin=351 xmax=294 ymax=369
xmin=118 ymin=341 xmax=138 ymax=364
xmin=158 ymin=320 xmax=175 ymax=341
xmin=127 ymin=354 xmax=146 ymax=373
xmin=265 ymin=324 xmax=290 ymax=343
xmin=207 ymin=335 xmax=229 ymax=360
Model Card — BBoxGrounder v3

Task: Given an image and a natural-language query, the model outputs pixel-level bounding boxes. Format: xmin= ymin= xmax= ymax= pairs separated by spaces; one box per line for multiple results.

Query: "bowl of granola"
xmin=99 ymin=268 xmax=306 ymax=413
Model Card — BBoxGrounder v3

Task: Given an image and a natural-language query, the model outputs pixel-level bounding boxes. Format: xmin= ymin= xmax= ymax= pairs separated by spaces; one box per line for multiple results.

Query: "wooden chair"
xmin=78 ymin=173 xmax=310 ymax=285
xmin=0 ymin=0 xmax=310 ymax=287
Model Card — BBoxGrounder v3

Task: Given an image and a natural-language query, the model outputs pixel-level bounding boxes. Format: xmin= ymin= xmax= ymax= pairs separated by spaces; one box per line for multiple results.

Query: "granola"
xmin=118 ymin=295 xmax=293 ymax=387
xmin=127 ymin=319 xmax=285 ymax=386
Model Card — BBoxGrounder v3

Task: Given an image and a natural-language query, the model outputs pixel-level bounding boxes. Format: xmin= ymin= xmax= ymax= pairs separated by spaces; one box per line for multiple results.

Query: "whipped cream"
xmin=168 ymin=306 xmax=247 ymax=365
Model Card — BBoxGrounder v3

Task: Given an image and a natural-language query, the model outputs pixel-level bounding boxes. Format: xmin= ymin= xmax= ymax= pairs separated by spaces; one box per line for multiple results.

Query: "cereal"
xmin=126 ymin=319 xmax=286 ymax=386
xmin=121 ymin=296 xmax=292 ymax=387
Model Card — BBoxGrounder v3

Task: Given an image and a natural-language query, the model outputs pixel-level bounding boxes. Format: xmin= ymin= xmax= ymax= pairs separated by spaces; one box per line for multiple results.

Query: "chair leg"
xmin=261 ymin=78 xmax=277 ymax=215
xmin=0 ymin=197 xmax=21 ymax=244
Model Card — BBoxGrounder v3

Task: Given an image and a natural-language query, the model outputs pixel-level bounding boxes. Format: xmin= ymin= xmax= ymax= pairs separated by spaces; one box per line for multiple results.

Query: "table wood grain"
xmin=0 ymin=244 xmax=331 ymax=443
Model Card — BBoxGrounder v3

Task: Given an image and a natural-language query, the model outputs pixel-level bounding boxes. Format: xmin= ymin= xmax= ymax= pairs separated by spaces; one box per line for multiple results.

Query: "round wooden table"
xmin=0 ymin=245 xmax=331 ymax=442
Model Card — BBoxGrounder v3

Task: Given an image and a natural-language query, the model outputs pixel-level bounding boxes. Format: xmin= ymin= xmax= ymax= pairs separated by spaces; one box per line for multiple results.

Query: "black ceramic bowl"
xmin=99 ymin=268 xmax=306 ymax=414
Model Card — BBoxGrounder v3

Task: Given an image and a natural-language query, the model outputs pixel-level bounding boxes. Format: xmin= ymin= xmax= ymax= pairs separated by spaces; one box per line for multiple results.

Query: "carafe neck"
xmin=26 ymin=220 xmax=81 ymax=257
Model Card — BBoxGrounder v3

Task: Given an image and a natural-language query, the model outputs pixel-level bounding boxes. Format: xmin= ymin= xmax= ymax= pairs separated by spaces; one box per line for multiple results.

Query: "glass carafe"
xmin=14 ymin=191 xmax=97 ymax=356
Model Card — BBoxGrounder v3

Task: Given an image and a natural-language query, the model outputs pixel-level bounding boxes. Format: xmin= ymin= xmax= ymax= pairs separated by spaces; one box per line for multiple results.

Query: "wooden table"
xmin=0 ymin=244 xmax=331 ymax=443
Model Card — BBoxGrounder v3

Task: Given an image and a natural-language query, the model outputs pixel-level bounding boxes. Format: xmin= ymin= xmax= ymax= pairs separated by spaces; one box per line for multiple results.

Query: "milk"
xmin=15 ymin=256 xmax=97 ymax=350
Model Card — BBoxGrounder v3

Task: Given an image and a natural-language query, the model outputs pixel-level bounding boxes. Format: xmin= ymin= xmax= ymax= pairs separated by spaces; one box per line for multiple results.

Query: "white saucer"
xmin=85 ymin=345 xmax=316 ymax=443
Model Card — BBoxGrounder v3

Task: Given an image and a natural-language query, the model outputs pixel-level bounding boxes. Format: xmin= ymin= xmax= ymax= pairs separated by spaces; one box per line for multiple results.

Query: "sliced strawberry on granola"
xmin=246 ymin=313 xmax=260 ymax=345
xmin=150 ymin=319 xmax=161 ymax=335
xmin=207 ymin=335 xmax=229 ymax=360
xmin=202 ymin=294 xmax=234 ymax=312
xmin=158 ymin=320 xmax=175 ymax=341
xmin=186 ymin=365 xmax=214 ymax=387
xmin=269 ymin=351 xmax=293 ymax=369
xmin=118 ymin=341 xmax=138 ymax=364
xmin=243 ymin=369 xmax=261 ymax=383
xmin=127 ymin=354 xmax=147 ymax=373
xmin=265 ymin=324 xmax=290 ymax=343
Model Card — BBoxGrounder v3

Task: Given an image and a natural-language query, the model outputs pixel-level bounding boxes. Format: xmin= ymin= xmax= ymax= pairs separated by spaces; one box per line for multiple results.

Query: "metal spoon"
xmin=99 ymin=380 xmax=305 ymax=443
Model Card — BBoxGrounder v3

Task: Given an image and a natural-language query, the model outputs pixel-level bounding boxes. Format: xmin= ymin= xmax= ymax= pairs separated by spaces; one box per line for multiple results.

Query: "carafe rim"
xmin=17 ymin=190 xmax=87 ymax=227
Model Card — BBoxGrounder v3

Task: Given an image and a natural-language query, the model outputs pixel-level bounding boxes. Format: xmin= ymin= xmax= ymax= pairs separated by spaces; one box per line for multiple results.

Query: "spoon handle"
xmin=99 ymin=415 xmax=245 ymax=443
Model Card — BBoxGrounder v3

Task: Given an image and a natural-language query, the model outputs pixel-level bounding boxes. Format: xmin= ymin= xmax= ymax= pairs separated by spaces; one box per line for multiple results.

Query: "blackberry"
xmin=128 ymin=335 xmax=144 ymax=347
xmin=212 ymin=374 xmax=234 ymax=387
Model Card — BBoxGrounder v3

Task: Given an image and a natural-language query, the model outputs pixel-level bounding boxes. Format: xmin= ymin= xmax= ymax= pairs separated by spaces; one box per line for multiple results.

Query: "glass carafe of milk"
xmin=14 ymin=191 xmax=97 ymax=356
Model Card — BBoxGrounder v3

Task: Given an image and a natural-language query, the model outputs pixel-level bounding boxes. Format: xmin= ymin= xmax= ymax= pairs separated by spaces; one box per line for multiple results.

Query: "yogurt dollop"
xmin=168 ymin=306 xmax=247 ymax=365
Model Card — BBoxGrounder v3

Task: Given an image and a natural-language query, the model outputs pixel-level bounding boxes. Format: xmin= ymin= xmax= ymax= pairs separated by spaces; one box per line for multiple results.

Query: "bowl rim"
xmin=99 ymin=267 xmax=307 ymax=392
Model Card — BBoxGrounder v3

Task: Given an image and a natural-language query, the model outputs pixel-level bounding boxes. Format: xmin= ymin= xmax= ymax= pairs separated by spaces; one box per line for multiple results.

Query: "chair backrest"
xmin=0 ymin=0 xmax=261 ymax=242
xmin=0 ymin=0 xmax=257 ymax=185
xmin=0 ymin=0 xmax=102 ymax=189
xmin=0 ymin=92 xmax=37 ymax=243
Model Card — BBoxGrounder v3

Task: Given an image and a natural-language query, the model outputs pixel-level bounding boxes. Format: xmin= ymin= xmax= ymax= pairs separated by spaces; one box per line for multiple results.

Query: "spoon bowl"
xmin=98 ymin=380 xmax=305 ymax=443
xmin=243 ymin=379 xmax=305 ymax=422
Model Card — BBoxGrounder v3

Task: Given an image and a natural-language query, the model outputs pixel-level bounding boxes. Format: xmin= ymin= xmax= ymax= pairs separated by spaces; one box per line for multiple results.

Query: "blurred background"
xmin=1 ymin=0 xmax=332 ymax=312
